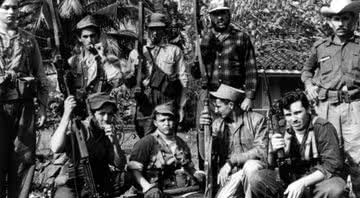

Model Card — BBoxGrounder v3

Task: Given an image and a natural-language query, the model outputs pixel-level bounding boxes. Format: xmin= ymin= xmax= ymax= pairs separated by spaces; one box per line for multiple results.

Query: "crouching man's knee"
xmin=242 ymin=160 xmax=265 ymax=180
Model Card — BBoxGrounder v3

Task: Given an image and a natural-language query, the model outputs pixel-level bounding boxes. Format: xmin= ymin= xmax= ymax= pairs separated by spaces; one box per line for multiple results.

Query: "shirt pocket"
xmin=319 ymin=56 xmax=333 ymax=76
xmin=239 ymin=138 xmax=254 ymax=151
xmin=351 ymin=53 xmax=360 ymax=78
xmin=159 ymin=60 xmax=176 ymax=74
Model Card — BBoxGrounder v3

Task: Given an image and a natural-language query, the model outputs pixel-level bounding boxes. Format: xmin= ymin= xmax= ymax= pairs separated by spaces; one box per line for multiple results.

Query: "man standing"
xmin=250 ymin=91 xmax=346 ymax=198
xmin=66 ymin=15 xmax=125 ymax=117
xmin=127 ymin=13 xmax=188 ymax=137
xmin=0 ymin=0 xmax=49 ymax=197
xmin=301 ymin=0 xmax=360 ymax=195
xmin=128 ymin=102 xmax=203 ymax=198
xmin=51 ymin=93 xmax=127 ymax=198
xmin=199 ymin=84 xmax=267 ymax=197
xmin=191 ymin=0 xmax=258 ymax=166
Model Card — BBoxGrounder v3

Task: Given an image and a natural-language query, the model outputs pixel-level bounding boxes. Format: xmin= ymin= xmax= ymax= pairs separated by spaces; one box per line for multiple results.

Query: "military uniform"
xmin=0 ymin=28 xmax=48 ymax=198
xmin=302 ymin=36 xmax=360 ymax=195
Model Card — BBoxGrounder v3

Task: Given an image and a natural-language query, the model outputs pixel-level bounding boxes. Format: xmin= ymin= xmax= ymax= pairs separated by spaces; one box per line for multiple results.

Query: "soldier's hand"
xmin=4 ymin=70 xmax=16 ymax=82
xmin=104 ymin=124 xmax=116 ymax=144
xmin=271 ymin=133 xmax=285 ymax=151
xmin=284 ymin=179 xmax=306 ymax=198
xmin=305 ymin=84 xmax=319 ymax=101
xmin=63 ymin=96 xmax=77 ymax=118
xmin=144 ymin=187 xmax=163 ymax=198
xmin=217 ymin=162 xmax=232 ymax=187
xmin=94 ymin=42 xmax=106 ymax=58
xmin=241 ymin=98 xmax=253 ymax=111
xmin=199 ymin=110 xmax=212 ymax=126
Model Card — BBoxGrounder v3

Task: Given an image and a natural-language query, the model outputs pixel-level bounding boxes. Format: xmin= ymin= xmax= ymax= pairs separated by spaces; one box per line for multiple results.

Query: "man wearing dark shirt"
xmin=301 ymin=0 xmax=360 ymax=196
xmin=191 ymin=0 xmax=258 ymax=170
xmin=128 ymin=102 xmax=203 ymax=198
xmin=250 ymin=91 xmax=346 ymax=198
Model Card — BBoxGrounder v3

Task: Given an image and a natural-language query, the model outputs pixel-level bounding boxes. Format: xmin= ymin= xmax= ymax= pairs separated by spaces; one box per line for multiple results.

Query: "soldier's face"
xmin=148 ymin=27 xmax=165 ymax=45
xmin=0 ymin=0 xmax=19 ymax=26
xmin=283 ymin=101 xmax=310 ymax=132
xmin=154 ymin=113 xmax=176 ymax=135
xmin=214 ymin=99 xmax=232 ymax=118
xmin=93 ymin=104 xmax=115 ymax=129
xmin=210 ymin=10 xmax=231 ymax=32
xmin=328 ymin=12 xmax=357 ymax=37
xmin=78 ymin=28 xmax=99 ymax=49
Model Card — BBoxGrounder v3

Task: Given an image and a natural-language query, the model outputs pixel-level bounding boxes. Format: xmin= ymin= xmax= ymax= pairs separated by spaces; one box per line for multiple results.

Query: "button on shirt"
xmin=302 ymin=36 xmax=360 ymax=90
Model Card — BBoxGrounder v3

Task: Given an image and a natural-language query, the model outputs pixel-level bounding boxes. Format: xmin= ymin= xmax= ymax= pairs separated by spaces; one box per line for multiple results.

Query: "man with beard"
xmin=50 ymin=92 xmax=127 ymax=198
xmin=0 ymin=0 xmax=49 ymax=197
xmin=191 ymin=0 xmax=258 ymax=169
xmin=301 ymin=0 xmax=360 ymax=196
xmin=250 ymin=91 xmax=346 ymax=198
xmin=199 ymin=84 xmax=268 ymax=197
xmin=127 ymin=13 xmax=188 ymax=137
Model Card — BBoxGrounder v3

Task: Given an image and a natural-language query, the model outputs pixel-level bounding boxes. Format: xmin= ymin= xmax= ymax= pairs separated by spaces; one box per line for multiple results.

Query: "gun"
xmin=263 ymin=70 xmax=292 ymax=184
xmin=192 ymin=0 xmax=213 ymax=197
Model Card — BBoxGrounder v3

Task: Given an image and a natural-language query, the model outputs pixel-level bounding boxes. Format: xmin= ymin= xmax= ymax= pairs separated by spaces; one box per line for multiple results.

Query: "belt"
xmin=324 ymin=89 xmax=360 ymax=103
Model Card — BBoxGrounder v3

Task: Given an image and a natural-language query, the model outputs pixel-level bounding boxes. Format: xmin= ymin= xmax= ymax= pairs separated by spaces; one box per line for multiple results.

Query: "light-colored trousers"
xmin=216 ymin=160 xmax=266 ymax=198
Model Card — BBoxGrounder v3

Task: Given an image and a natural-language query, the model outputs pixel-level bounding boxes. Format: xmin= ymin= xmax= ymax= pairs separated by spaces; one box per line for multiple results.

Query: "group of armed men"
xmin=0 ymin=0 xmax=360 ymax=197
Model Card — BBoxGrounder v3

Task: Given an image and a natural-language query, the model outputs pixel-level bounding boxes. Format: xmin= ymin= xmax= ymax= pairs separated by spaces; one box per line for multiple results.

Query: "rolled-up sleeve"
xmin=313 ymin=123 xmax=343 ymax=179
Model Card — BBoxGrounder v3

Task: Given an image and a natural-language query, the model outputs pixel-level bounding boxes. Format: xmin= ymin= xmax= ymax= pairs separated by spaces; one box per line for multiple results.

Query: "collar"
xmin=223 ymin=113 xmax=244 ymax=130
xmin=325 ymin=34 xmax=360 ymax=46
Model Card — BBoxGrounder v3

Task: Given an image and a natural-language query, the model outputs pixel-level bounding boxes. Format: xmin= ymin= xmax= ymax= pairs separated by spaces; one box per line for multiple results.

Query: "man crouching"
xmin=128 ymin=102 xmax=204 ymax=198
xmin=250 ymin=91 xmax=346 ymax=198
xmin=199 ymin=84 xmax=268 ymax=197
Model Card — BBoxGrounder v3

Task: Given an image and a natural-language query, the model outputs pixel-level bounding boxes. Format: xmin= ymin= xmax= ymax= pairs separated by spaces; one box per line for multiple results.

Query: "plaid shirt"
xmin=201 ymin=25 xmax=257 ymax=99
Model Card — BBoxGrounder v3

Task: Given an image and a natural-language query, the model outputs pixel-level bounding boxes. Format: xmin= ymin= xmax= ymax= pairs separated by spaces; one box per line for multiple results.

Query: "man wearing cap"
xmin=301 ymin=0 xmax=360 ymax=195
xmin=50 ymin=93 xmax=127 ymax=198
xmin=249 ymin=91 xmax=346 ymax=198
xmin=127 ymin=12 xmax=188 ymax=137
xmin=0 ymin=0 xmax=49 ymax=197
xmin=128 ymin=102 xmax=204 ymax=198
xmin=191 ymin=0 xmax=258 ymax=170
xmin=199 ymin=84 xmax=267 ymax=197
xmin=66 ymin=15 xmax=125 ymax=117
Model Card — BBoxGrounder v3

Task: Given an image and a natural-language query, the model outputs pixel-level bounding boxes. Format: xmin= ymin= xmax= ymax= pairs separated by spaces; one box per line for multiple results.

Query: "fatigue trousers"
xmin=249 ymin=169 xmax=346 ymax=198
xmin=315 ymin=100 xmax=360 ymax=197
xmin=0 ymin=102 xmax=36 ymax=198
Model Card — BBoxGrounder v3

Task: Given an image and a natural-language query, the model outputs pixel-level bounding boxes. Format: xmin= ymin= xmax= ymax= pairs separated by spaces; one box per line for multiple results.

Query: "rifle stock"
xmin=193 ymin=0 xmax=213 ymax=197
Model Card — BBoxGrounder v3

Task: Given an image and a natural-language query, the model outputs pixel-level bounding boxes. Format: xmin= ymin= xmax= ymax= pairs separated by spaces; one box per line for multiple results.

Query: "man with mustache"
xmin=191 ymin=0 xmax=258 ymax=171
xmin=301 ymin=0 xmax=360 ymax=196
xmin=250 ymin=91 xmax=346 ymax=198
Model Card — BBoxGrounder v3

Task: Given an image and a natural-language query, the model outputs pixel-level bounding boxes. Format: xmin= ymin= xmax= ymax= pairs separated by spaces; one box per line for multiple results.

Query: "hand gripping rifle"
xmin=263 ymin=71 xmax=292 ymax=185
xmin=193 ymin=0 xmax=213 ymax=197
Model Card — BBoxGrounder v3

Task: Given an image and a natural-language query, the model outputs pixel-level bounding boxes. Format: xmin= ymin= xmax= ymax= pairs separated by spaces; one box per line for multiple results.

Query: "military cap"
xmin=210 ymin=84 xmax=245 ymax=102
xmin=147 ymin=13 xmax=167 ymax=28
xmin=76 ymin=15 xmax=99 ymax=30
xmin=154 ymin=101 xmax=176 ymax=116
xmin=320 ymin=0 xmax=360 ymax=16
xmin=209 ymin=0 xmax=230 ymax=13
xmin=87 ymin=92 xmax=117 ymax=111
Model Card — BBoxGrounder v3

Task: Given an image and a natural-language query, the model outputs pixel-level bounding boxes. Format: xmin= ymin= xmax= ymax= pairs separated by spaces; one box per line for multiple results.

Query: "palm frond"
xmin=58 ymin=0 xmax=84 ymax=19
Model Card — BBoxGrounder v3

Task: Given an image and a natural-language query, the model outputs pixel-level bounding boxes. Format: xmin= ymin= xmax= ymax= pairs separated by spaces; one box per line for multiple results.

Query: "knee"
xmin=314 ymin=179 xmax=346 ymax=198
xmin=242 ymin=160 xmax=264 ymax=178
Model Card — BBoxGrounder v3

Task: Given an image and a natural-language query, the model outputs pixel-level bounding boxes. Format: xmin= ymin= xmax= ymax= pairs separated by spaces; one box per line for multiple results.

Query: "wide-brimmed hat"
xmin=320 ymin=0 xmax=360 ymax=16
xmin=209 ymin=0 xmax=230 ymax=13
xmin=76 ymin=15 xmax=99 ymax=30
xmin=147 ymin=13 xmax=167 ymax=28
xmin=210 ymin=84 xmax=245 ymax=102
xmin=87 ymin=92 xmax=117 ymax=111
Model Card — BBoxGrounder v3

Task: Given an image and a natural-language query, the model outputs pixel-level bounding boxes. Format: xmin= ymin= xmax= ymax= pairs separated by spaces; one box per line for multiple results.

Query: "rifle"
xmin=193 ymin=0 xmax=213 ymax=197
xmin=263 ymin=71 xmax=292 ymax=184
xmin=63 ymin=72 xmax=101 ymax=198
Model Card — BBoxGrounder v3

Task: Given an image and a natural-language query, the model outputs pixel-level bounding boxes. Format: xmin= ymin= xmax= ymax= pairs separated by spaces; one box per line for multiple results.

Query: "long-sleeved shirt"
xmin=270 ymin=116 xmax=343 ymax=180
xmin=212 ymin=111 xmax=268 ymax=168
xmin=0 ymin=28 xmax=48 ymax=106
xmin=302 ymin=36 xmax=360 ymax=91
xmin=199 ymin=25 xmax=257 ymax=99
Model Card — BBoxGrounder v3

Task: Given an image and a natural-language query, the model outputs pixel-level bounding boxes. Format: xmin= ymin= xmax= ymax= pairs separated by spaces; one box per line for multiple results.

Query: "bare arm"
xmin=50 ymin=96 xmax=76 ymax=153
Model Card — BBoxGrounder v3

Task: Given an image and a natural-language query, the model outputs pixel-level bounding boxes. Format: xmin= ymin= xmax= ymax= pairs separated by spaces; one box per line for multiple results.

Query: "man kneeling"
xmin=250 ymin=91 xmax=346 ymax=198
